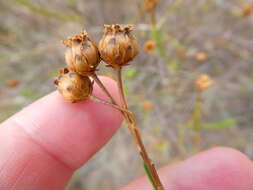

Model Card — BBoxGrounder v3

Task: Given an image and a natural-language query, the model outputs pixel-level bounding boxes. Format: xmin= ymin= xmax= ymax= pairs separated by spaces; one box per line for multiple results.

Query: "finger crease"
xmin=11 ymin=118 xmax=75 ymax=172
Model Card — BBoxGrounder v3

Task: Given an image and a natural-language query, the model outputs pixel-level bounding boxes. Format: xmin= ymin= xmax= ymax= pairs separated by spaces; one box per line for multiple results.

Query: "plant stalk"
xmin=91 ymin=70 xmax=164 ymax=190
xmin=89 ymin=95 xmax=131 ymax=115
xmin=91 ymin=73 xmax=134 ymax=132
xmin=91 ymin=74 xmax=116 ymax=104
xmin=115 ymin=66 xmax=165 ymax=190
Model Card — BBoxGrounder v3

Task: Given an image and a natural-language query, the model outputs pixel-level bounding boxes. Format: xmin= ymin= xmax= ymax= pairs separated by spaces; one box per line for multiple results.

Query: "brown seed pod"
xmin=143 ymin=0 xmax=159 ymax=12
xmin=143 ymin=100 xmax=153 ymax=111
xmin=242 ymin=4 xmax=253 ymax=17
xmin=54 ymin=68 xmax=93 ymax=103
xmin=98 ymin=24 xmax=138 ymax=68
xmin=144 ymin=40 xmax=156 ymax=53
xmin=5 ymin=78 xmax=20 ymax=88
xmin=61 ymin=31 xmax=100 ymax=76
xmin=195 ymin=74 xmax=213 ymax=91
xmin=195 ymin=52 xmax=208 ymax=62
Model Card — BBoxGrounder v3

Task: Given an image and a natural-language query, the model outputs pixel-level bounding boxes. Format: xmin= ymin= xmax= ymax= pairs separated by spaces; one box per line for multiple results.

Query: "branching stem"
xmin=89 ymin=95 xmax=131 ymax=115
xmin=115 ymin=66 xmax=165 ymax=190
xmin=90 ymin=70 xmax=164 ymax=190
xmin=91 ymin=74 xmax=116 ymax=104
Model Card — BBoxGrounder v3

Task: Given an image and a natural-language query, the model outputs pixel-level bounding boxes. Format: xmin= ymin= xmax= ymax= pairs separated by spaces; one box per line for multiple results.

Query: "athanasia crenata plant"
xmin=54 ymin=24 xmax=165 ymax=190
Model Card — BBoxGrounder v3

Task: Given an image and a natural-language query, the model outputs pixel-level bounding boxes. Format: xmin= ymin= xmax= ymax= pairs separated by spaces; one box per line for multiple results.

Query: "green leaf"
xmin=192 ymin=101 xmax=202 ymax=131
xmin=123 ymin=86 xmax=129 ymax=96
xmin=19 ymin=88 xmax=42 ymax=99
xmin=14 ymin=0 xmax=81 ymax=22
xmin=171 ymin=39 xmax=183 ymax=48
xmin=202 ymin=118 xmax=236 ymax=130
xmin=125 ymin=68 xmax=137 ymax=79
xmin=168 ymin=58 xmax=180 ymax=71
xmin=151 ymin=27 xmax=167 ymax=57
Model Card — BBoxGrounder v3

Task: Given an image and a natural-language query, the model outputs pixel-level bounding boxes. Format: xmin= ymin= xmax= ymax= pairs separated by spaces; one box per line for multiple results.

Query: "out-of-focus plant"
xmin=144 ymin=40 xmax=156 ymax=53
xmin=241 ymin=3 xmax=253 ymax=17
xmin=19 ymin=88 xmax=42 ymax=100
xmin=195 ymin=52 xmax=208 ymax=62
xmin=150 ymin=27 xmax=167 ymax=58
xmin=142 ymin=0 xmax=159 ymax=25
xmin=178 ymin=74 xmax=236 ymax=156
xmin=5 ymin=79 xmax=20 ymax=88
xmin=14 ymin=0 xmax=81 ymax=22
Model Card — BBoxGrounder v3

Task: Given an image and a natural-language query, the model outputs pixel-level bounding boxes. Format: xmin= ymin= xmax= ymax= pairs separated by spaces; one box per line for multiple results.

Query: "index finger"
xmin=0 ymin=76 xmax=122 ymax=190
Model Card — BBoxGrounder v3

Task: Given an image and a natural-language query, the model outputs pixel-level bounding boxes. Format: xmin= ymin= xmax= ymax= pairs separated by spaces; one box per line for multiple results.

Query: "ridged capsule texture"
xmin=54 ymin=68 xmax=93 ymax=103
xmin=98 ymin=24 xmax=138 ymax=68
xmin=62 ymin=31 xmax=100 ymax=76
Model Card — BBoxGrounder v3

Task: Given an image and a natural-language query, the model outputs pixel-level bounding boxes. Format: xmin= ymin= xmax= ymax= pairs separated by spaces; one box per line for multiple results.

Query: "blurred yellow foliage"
xmin=154 ymin=141 xmax=169 ymax=151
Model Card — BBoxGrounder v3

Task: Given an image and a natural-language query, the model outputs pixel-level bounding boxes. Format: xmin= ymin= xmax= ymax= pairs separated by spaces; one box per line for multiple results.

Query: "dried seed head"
xmin=195 ymin=74 xmax=212 ymax=91
xmin=54 ymin=68 xmax=93 ymax=103
xmin=144 ymin=40 xmax=156 ymax=53
xmin=143 ymin=0 xmax=159 ymax=12
xmin=61 ymin=31 xmax=100 ymax=76
xmin=195 ymin=52 xmax=208 ymax=62
xmin=5 ymin=79 xmax=20 ymax=88
xmin=242 ymin=4 xmax=253 ymax=16
xmin=98 ymin=24 xmax=138 ymax=68
xmin=143 ymin=100 xmax=153 ymax=111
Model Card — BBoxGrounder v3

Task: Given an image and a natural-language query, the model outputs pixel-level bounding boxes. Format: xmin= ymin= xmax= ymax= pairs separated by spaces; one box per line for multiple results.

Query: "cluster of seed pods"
xmin=54 ymin=24 xmax=138 ymax=103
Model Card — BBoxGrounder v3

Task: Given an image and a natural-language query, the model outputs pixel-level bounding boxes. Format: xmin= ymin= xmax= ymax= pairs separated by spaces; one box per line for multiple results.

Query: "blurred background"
xmin=1 ymin=0 xmax=253 ymax=189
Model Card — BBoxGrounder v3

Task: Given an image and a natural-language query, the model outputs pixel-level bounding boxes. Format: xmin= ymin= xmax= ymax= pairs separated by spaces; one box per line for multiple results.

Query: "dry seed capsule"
xmin=54 ymin=68 xmax=93 ymax=103
xmin=195 ymin=74 xmax=212 ymax=91
xmin=98 ymin=24 xmax=138 ymax=68
xmin=143 ymin=0 xmax=159 ymax=12
xmin=144 ymin=40 xmax=156 ymax=53
xmin=242 ymin=4 xmax=253 ymax=16
xmin=62 ymin=31 xmax=100 ymax=76
xmin=195 ymin=52 xmax=208 ymax=62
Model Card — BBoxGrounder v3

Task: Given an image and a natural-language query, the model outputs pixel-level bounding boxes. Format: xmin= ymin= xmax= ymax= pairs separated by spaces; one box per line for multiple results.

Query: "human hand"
xmin=0 ymin=77 xmax=253 ymax=190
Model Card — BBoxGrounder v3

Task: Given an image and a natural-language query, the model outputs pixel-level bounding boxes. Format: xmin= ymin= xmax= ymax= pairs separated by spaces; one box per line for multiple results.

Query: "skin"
xmin=0 ymin=77 xmax=253 ymax=190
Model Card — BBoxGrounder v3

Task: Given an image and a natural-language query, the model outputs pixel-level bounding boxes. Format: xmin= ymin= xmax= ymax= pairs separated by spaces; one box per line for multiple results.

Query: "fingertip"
xmin=167 ymin=147 xmax=253 ymax=190
xmin=120 ymin=147 xmax=253 ymax=190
